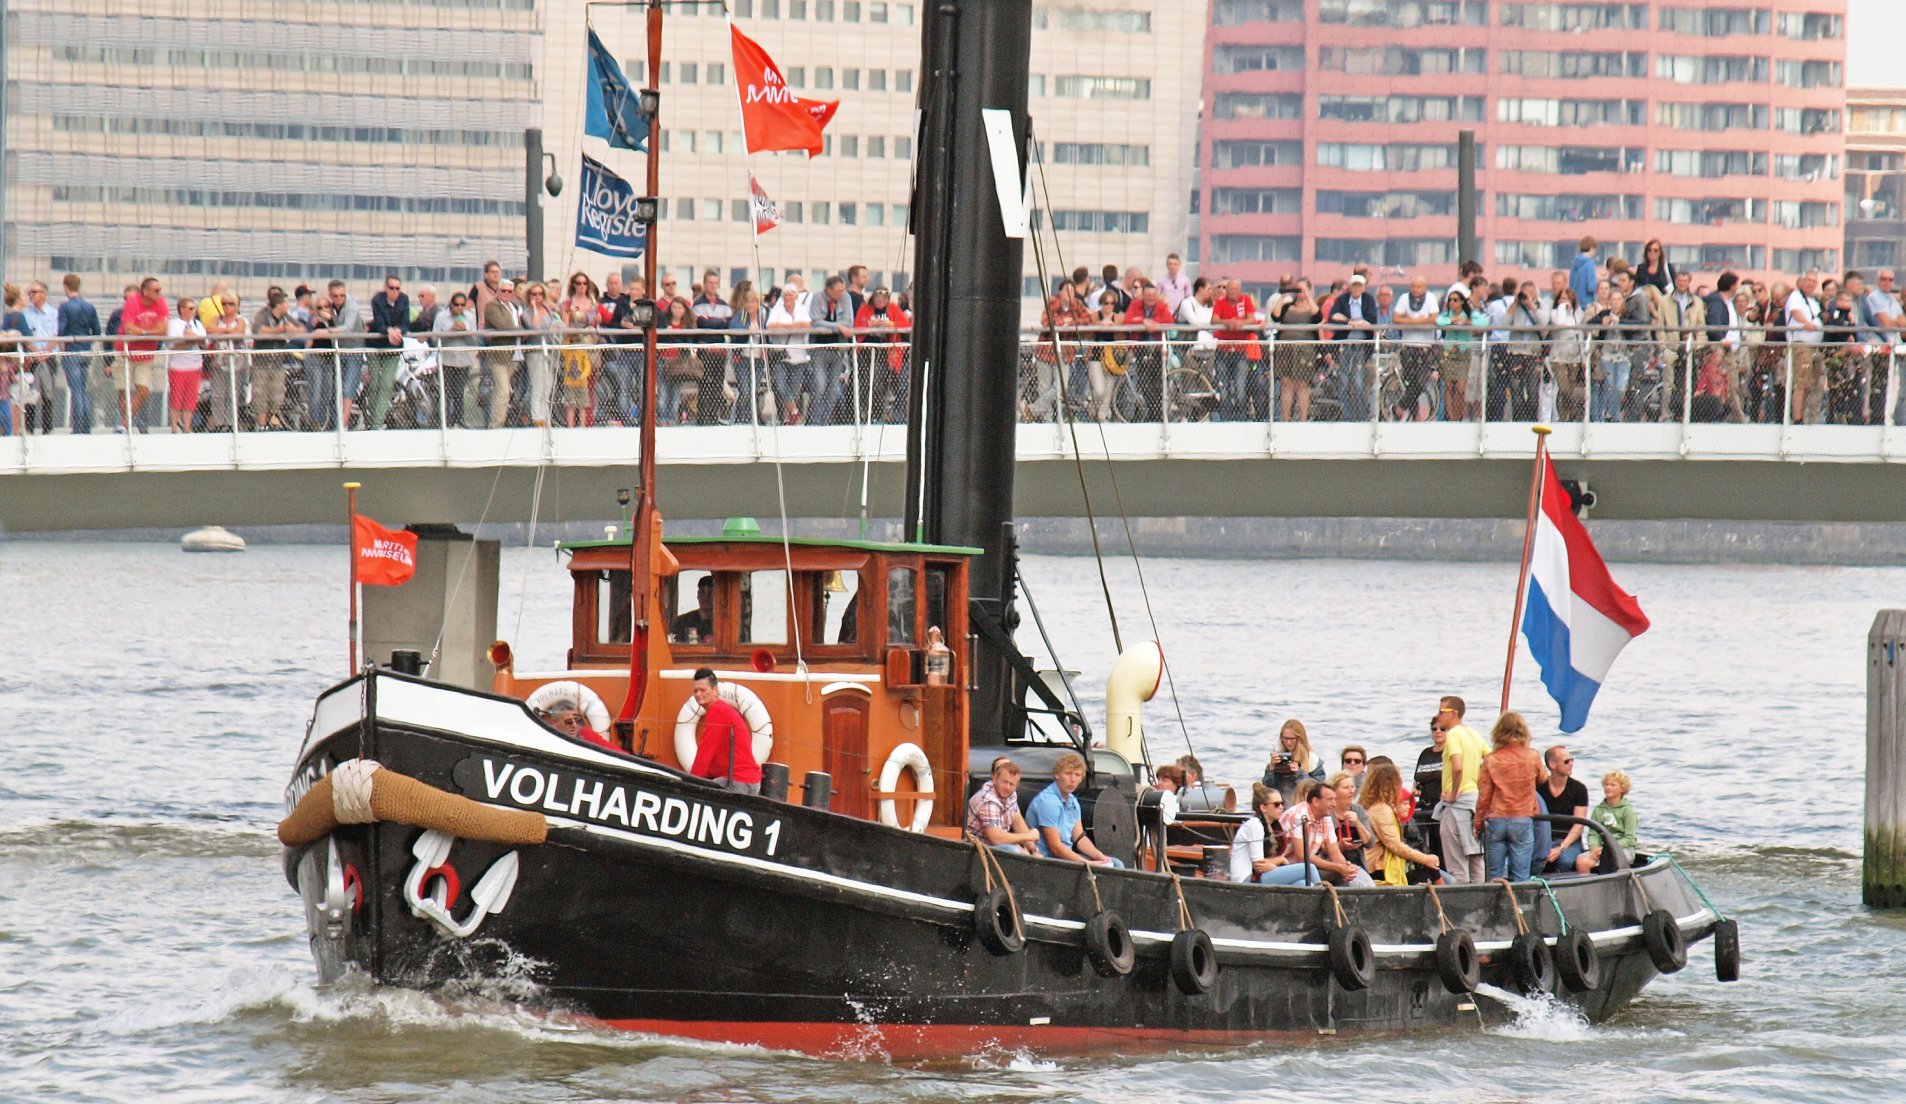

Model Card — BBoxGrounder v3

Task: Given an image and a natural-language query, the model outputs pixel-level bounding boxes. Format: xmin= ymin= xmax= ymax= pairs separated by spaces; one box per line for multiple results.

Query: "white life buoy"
xmin=525 ymin=680 xmax=611 ymax=734
xmin=877 ymin=742 xmax=936 ymax=832
xmin=674 ymin=681 xmax=775 ymax=770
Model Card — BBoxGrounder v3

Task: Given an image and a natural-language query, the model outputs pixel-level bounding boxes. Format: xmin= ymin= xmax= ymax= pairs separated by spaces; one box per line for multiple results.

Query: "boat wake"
xmin=1474 ymin=983 xmax=1598 ymax=1042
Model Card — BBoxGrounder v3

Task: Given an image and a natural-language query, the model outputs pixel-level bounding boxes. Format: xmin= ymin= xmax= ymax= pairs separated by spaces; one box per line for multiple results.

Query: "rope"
xmin=511 ymin=461 xmax=549 ymax=645
xmin=968 ymin=835 xmax=1021 ymax=935
xmin=1425 ymin=882 xmax=1453 ymax=934
xmin=1663 ymin=855 xmax=1728 ymax=921
xmin=1323 ymin=882 xmax=1350 ymax=930
xmin=330 ymin=759 xmax=382 ymax=824
xmin=1165 ymin=864 xmax=1195 ymax=932
xmin=1082 ymin=859 xmax=1105 ymax=915
xmin=1630 ymin=868 xmax=1657 ymax=915
xmin=1531 ymin=876 xmax=1569 ymax=936
xmin=1494 ymin=877 xmax=1530 ymax=936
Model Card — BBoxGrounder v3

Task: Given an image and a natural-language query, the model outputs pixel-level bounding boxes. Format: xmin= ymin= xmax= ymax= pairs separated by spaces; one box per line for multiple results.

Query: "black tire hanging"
xmin=1084 ymin=910 xmax=1135 ymax=978
xmin=974 ymin=887 xmax=1024 ymax=956
xmin=1168 ymin=928 xmax=1217 ymax=995
xmin=1434 ymin=929 xmax=1480 ymax=994
xmin=1555 ymin=929 xmax=1601 ymax=993
xmin=1508 ymin=931 xmax=1555 ymax=995
xmin=1713 ymin=917 xmax=1741 ymax=982
xmin=1327 ymin=925 xmax=1375 ymax=991
xmin=1642 ymin=909 xmax=1688 ymax=974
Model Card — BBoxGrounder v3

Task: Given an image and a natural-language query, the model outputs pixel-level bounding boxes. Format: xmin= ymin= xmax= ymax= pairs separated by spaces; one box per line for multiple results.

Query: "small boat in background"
xmin=181 ymin=526 xmax=246 ymax=553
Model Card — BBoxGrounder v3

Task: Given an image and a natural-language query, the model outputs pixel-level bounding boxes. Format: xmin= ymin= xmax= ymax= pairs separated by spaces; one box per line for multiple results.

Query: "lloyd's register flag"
xmin=575 ymin=155 xmax=647 ymax=259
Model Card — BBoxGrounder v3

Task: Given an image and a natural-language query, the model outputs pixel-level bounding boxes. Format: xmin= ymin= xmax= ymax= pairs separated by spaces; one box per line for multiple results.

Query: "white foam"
xmin=1474 ymin=983 xmax=1597 ymax=1042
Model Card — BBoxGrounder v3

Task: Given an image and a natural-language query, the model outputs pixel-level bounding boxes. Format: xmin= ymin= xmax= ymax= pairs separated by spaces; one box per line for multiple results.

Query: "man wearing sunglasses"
xmin=1536 ymin=745 xmax=1592 ymax=874
xmin=1431 ymin=696 xmax=1487 ymax=884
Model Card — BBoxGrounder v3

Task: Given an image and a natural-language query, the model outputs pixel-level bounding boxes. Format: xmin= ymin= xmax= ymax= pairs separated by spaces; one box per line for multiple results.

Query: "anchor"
xmin=402 ymin=828 xmax=521 ymax=939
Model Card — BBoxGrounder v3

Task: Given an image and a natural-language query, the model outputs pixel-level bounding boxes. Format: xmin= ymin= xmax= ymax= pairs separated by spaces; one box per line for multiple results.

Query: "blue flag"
xmin=575 ymin=155 xmax=647 ymax=259
xmin=585 ymin=28 xmax=647 ymax=152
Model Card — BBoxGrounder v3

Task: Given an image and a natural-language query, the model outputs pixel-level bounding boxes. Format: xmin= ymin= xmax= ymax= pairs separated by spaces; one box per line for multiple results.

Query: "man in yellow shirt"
xmin=1433 ymin=695 xmax=1487 ymax=883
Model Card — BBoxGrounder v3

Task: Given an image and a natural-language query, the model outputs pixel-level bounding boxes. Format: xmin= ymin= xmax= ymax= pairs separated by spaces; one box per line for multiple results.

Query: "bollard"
xmin=802 ymin=771 xmax=834 ymax=811
xmin=760 ymin=762 xmax=791 ymax=802
xmin=1866 ymin=610 xmax=1906 ymax=908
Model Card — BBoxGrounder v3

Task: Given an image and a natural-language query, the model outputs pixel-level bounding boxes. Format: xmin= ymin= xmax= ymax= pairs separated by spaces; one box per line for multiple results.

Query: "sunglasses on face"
xmin=1432 ymin=725 xmax=1450 ymax=733
xmin=1342 ymin=758 xmax=1364 ymax=766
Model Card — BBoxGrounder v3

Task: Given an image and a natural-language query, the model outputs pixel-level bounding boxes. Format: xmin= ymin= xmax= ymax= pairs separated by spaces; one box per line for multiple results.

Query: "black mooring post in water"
xmin=1457 ymin=130 xmax=1477 ymax=267
xmin=1866 ymin=611 xmax=1906 ymax=908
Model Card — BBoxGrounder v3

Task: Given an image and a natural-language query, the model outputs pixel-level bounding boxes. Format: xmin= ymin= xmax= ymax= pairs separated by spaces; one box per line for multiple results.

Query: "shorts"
xmin=126 ymin=357 xmax=158 ymax=391
xmin=167 ymin=370 xmax=201 ymax=411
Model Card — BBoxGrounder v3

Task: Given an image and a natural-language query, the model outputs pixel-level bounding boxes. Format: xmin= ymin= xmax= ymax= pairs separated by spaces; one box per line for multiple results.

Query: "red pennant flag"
xmin=352 ymin=515 xmax=418 ymax=587
xmin=749 ymin=174 xmax=783 ymax=235
xmin=731 ymin=24 xmax=839 ymax=156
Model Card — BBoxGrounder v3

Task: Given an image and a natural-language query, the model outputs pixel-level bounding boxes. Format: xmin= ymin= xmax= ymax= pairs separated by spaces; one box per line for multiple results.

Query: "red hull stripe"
xmin=597 ymin=1018 xmax=1301 ymax=1058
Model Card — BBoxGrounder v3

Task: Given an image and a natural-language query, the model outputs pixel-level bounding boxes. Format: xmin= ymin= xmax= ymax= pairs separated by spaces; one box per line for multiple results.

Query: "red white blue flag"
xmin=1521 ymin=455 xmax=1650 ymax=731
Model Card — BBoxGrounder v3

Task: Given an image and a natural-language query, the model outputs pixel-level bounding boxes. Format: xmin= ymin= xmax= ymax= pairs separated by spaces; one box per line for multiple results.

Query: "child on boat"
xmin=1578 ymin=769 xmax=1639 ymax=873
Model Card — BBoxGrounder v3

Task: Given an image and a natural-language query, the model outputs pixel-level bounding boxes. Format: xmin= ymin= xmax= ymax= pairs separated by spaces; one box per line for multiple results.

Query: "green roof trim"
xmin=560 ymin=533 xmax=985 ymax=556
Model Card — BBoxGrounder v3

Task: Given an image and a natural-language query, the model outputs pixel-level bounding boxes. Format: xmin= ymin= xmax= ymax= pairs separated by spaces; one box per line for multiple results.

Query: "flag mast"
xmin=344 ymin=481 xmax=361 ymax=674
xmin=1500 ymin=425 xmax=1552 ymax=715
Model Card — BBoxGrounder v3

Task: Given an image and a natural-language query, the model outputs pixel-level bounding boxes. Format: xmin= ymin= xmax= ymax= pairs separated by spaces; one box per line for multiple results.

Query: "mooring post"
xmin=1866 ymin=610 xmax=1906 ymax=908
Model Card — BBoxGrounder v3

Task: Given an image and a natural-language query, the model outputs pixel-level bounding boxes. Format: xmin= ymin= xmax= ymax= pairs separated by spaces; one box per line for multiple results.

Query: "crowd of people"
xmin=5 ymin=240 xmax=1898 ymax=436
xmin=965 ymin=694 xmax=1643 ymax=888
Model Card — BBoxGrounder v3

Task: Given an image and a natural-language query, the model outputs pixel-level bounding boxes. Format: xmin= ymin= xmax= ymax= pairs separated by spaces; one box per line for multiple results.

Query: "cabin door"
xmin=821 ymin=691 xmax=871 ymax=819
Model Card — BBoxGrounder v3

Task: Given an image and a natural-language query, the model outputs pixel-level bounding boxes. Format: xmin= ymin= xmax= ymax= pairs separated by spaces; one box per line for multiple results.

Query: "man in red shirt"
xmin=687 ymin=668 xmax=761 ymax=794
xmin=1122 ymin=281 xmax=1174 ymax=416
xmin=1211 ymin=277 xmax=1263 ymax=420
xmin=117 ymin=276 xmax=169 ymax=431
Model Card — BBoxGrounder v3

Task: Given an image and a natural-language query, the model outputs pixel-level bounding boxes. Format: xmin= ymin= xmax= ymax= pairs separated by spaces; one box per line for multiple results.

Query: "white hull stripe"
xmin=541 ymin=813 xmax=1713 ymax=960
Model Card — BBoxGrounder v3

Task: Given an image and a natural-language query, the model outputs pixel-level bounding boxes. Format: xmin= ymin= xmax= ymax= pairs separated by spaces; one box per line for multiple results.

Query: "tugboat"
xmin=279 ymin=0 xmax=1737 ymax=1057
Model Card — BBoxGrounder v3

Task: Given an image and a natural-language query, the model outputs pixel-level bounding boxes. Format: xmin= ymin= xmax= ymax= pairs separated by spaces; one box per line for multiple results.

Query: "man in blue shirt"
xmin=1023 ymin=752 xmax=1122 ymax=867
xmin=1569 ymin=236 xmax=1600 ymax=313
xmin=56 ymin=275 xmax=102 ymax=434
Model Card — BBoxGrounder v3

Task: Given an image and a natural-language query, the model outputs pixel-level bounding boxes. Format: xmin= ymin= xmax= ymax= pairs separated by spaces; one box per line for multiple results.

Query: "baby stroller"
xmin=387 ymin=337 xmax=441 ymax=428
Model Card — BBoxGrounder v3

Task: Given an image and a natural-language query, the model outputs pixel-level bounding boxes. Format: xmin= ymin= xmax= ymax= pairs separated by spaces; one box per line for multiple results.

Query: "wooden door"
xmin=822 ymin=692 xmax=871 ymax=819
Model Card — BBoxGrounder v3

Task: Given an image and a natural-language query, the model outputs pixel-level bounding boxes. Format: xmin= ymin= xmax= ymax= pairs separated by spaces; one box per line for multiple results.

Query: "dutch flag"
xmin=1521 ymin=455 xmax=1650 ymax=732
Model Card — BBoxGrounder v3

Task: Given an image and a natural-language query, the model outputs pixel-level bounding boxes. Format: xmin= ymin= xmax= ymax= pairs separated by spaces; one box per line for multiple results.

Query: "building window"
xmin=1213 ymin=93 xmax=1305 ymax=120
xmin=1668 ymin=244 xmax=1766 ymax=271
xmin=870 ymin=69 xmax=888 ymax=91
xmin=1654 ymin=197 xmax=1765 ymax=225
xmin=843 ymin=68 xmax=859 ymax=89
xmin=1496 ymin=145 xmax=1644 ymax=174
xmin=1499 ymin=50 xmax=1647 ymax=79
xmin=1499 ymin=98 xmax=1647 ymax=127
xmin=1209 ymin=235 xmax=1302 ymax=263
xmin=815 ymin=67 xmax=834 ymax=90
xmin=1772 ymin=201 xmax=1840 ymax=230
xmin=1047 ymin=210 xmax=1149 ymax=233
xmin=1654 ymin=55 xmax=1768 ymax=84
xmin=787 ymin=66 xmax=806 ymax=88
xmin=840 ymin=135 xmax=859 ymax=157
xmin=817 ymin=0 xmax=834 ymax=17
xmin=895 ymin=136 xmax=913 ymax=159
xmin=680 ymin=62 xmax=699 ymax=84
xmin=1773 ymin=249 xmax=1838 ymax=272
xmin=784 ymin=201 xmax=804 ymax=223
xmin=812 ymin=202 xmax=831 ymax=225
xmin=1776 ymin=12 xmax=1841 ymax=40
xmin=1654 ymin=149 xmax=1768 ymax=177
xmin=843 ymin=0 xmax=860 ymax=20
xmin=790 ymin=0 xmax=807 ymax=16
xmin=896 ymin=70 xmax=913 ymax=92
xmin=1052 ymin=142 xmax=1151 ymax=166
xmin=1213 ymin=0 xmax=1305 ymax=23
xmin=1496 ymin=240 xmax=1645 ymax=269
xmin=1037 ymin=7 xmax=1151 ymax=32
xmin=1317 ymin=46 xmax=1484 ymax=75
xmin=840 ymin=202 xmax=857 ymax=225
xmin=1315 ymin=237 xmax=1458 ymax=266
xmin=1317 ymin=142 xmax=1471 ymax=171
xmin=1213 ymin=45 xmax=1307 ymax=73
xmin=1210 ymin=187 xmax=1305 ymax=215
xmin=1500 ymin=3 xmax=1646 ymax=31
xmin=1773 ymin=153 xmax=1840 ymax=181
xmin=867 ymin=135 xmax=885 ymax=157
xmin=1319 ymin=95 xmax=1484 ymax=124
xmin=1773 ymin=107 xmax=1841 ymax=134
xmin=1646 ymin=101 xmax=1761 ymax=130
xmin=1774 ymin=60 xmax=1842 ymax=89
xmin=1054 ymin=75 xmax=1150 ymax=100
xmin=1495 ymin=193 xmax=1644 ymax=221
xmin=1029 ymin=74 xmax=1046 ymax=97
xmin=708 ymin=63 xmax=726 ymax=84
xmin=1657 ymin=7 xmax=1769 ymax=36
xmin=1315 ymin=190 xmax=1457 ymax=218
xmin=1318 ymin=0 xmax=1487 ymax=27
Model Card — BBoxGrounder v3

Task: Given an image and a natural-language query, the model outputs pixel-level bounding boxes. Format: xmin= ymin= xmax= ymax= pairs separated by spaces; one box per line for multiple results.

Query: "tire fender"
xmin=1713 ymin=917 xmax=1741 ymax=983
xmin=1555 ymin=928 xmax=1601 ymax=993
xmin=1434 ymin=929 xmax=1480 ymax=994
xmin=1642 ymin=909 xmax=1688 ymax=974
xmin=1168 ymin=929 xmax=1217 ymax=995
xmin=1328 ymin=925 xmax=1375 ymax=991
xmin=1509 ymin=931 xmax=1555 ymax=995
xmin=1084 ymin=911 xmax=1135 ymax=977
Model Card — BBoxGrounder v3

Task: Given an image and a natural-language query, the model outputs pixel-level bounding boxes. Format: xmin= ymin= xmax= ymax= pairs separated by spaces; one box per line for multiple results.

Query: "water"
xmin=3 ymin=541 xmax=1903 ymax=1102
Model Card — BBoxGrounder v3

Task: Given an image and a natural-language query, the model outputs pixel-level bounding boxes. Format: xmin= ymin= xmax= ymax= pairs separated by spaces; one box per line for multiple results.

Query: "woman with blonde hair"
xmin=1475 ymin=711 xmax=1548 ymax=881
xmin=1327 ymin=770 xmax=1371 ymax=871
xmin=1359 ymin=761 xmax=1441 ymax=885
xmin=1263 ymin=718 xmax=1326 ymax=801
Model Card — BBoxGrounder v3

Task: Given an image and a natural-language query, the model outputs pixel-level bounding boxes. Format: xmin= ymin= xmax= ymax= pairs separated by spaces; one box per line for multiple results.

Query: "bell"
xmin=823 ymin=569 xmax=848 ymax=593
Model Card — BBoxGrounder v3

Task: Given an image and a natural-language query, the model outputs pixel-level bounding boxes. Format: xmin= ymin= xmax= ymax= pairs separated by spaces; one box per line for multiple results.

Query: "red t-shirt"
xmin=577 ymin=725 xmax=619 ymax=752
xmin=1212 ymin=294 xmax=1261 ymax=342
xmin=689 ymin=698 xmax=761 ymax=783
xmin=121 ymin=294 xmax=170 ymax=362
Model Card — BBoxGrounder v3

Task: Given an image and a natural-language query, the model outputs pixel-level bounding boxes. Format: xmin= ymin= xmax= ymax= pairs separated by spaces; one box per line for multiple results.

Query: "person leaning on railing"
xmin=1272 ymin=279 xmax=1322 ymax=423
xmin=250 ymin=289 xmax=301 ymax=431
xmin=854 ymin=287 xmax=910 ymax=424
xmin=1436 ymin=288 xmax=1485 ymax=422
xmin=1211 ymin=278 xmax=1264 ymax=422
xmin=164 ymin=296 xmax=207 ymax=434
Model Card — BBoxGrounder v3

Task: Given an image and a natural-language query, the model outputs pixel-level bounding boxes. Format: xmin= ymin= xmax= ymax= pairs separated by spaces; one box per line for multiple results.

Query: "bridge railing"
xmin=1 ymin=324 xmax=1899 ymax=437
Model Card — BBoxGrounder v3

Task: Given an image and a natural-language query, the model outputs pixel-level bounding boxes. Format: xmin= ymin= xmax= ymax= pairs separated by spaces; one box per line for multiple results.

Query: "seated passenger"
xmin=1152 ymin=764 xmax=1187 ymax=793
xmin=1228 ymin=782 xmax=1292 ymax=883
xmin=1329 ymin=771 xmax=1371 ymax=870
xmin=536 ymin=698 xmax=618 ymax=752
xmin=1268 ymin=780 xmax=1374 ymax=887
xmin=1579 ymin=769 xmax=1639 ymax=873
xmin=965 ymin=757 xmax=1039 ymax=854
xmin=1263 ymin=718 xmax=1327 ymax=802
xmin=1175 ymin=754 xmax=1231 ymax=812
xmin=1358 ymin=761 xmax=1441 ymax=885
xmin=670 ymin=575 xmax=715 ymax=644
xmin=1023 ymin=751 xmax=1122 ymax=867
xmin=1536 ymin=743 xmax=1591 ymax=874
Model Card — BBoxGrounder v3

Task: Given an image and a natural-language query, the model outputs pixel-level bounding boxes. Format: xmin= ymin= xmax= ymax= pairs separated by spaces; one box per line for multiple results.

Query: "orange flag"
xmin=352 ymin=515 xmax=418 ymax=587
xmin=731 ymin=24 xmax=839 ymax=156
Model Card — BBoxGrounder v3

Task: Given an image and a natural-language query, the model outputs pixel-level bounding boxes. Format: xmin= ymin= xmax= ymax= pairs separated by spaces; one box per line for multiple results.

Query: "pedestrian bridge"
xmin=7 ymin=418 xmax=1906 ymax=532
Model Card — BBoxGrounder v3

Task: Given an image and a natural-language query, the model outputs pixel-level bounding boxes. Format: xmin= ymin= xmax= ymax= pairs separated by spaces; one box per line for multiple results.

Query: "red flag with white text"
xmin=352 ymin=515 xmax=418 ymax=587
xmin=749 ymin=174 xmax=783 ymax=235
xmin=731 ymin=24 xmax=839 ymax=156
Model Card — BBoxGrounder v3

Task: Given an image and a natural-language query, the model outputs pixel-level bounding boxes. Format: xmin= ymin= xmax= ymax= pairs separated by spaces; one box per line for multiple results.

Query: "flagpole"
xmin=345 ymin=481 xmax=361 ymax=674
xmin=1500 ymin=425 xmax=1551 ymax=716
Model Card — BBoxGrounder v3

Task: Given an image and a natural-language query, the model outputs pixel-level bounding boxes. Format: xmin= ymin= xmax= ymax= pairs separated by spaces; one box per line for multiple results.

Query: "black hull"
xmin=287 ymin=675 xmax=1720 ymax=1058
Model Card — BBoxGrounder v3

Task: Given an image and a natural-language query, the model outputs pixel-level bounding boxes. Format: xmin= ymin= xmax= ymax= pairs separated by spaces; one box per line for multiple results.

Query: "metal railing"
xmin=1 ymin=323 xmax=1901 ymax=437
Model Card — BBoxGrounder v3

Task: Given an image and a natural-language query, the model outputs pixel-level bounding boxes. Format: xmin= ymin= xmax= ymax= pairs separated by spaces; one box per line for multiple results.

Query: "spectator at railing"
xmin=1271 ymin=278 xmax=1322 ymax=423
xmin=1123 ymin=281 xmax=1173 ymax=415
xmin=1158 ymin=252 xmax=1193 ymax=314
xmin=1393 ymin=277 xmax=1439 ymax=422
xmin=1212 ymin=278 xmax=1264 ymax=422
xmin=1175 ymin=277 xmax=1218 ymax=384
xmin=692 ymin=269 xmax=736 ymax=337
xmin=663 ymin=295 xmax=705 ymax=424
xmin=855 ymin=287 xmax=910 ymax=423
xmin=768 ymin=284 xmax=817 ymax=425
xmin=521 ymin=282 xmax=560 ymax=428
xmin=1785 ymin=271 xmax=1825 ymax=425
xmin=2 ymin=284 xmax=25 ymax=434
xmin=1326 ymin=273 xmax=1377 ymax=423
xmin=1085 ymin=293 xmax=1126 ymax=422
xmin=1547 ymin=288 xmax=1586 ymax=422
xmin=165 ymin=296 xmax=207 ymax=434
xmin=1635 ymin=239 xmax=1674 ymax=297
xmin=251 ymin=289 xmax=301 ymax=431
xmin=1495 ymin=281 xmax=1546 ymax=422
xmin=204 ymin=292 xmax=250 ymax=431
xmin=433 ymin=291 xmax=480 ymax=428
xmin=479 ymin=280 xmax=519 ymax=429
xmin=20 ymin=281 xmax=59 ymax=435
xmin=119 ymin=277 xmax=169 ymax=434
xmin=597 ymin=273 xmax=641 ymax=427
xmin=56 ymin=274 xmax=101 ymax=436
xmin=1436 ymin=288 xmax=1485 ymax=422
xmin=808 ymin=275 xmax=857 ymax=426
xmin=366 ymin=276 xmax=410 ymax=430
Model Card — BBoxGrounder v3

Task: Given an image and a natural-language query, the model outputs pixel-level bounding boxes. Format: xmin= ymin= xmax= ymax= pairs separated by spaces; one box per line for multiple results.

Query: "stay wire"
xmin=1028 ymin=132 xmax=1197 ymax=775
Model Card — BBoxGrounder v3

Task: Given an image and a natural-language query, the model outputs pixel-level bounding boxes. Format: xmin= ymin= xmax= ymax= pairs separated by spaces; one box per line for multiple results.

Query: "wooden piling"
xmin=1866 ymin=610 xmax=1906 ymax=908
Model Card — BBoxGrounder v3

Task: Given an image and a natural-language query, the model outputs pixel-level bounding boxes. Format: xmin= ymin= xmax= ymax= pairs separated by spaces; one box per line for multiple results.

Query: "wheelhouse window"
xmin=596 ymin=570 xmax=633 ymax=644
xmin=808 ymin=568 xmax=862 ymax=645
xmin=664 ymin=569 xmax=716 ymax=645
xmin=887 ymin=566 xmax=917 ymax=645
xmin=741 ymin=570 xmax=789 ymax=645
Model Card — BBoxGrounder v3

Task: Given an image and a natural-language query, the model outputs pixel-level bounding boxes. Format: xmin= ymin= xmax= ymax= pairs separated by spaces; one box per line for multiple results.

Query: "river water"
xmin=3 ymin=541 xmax=1902 ymax=1102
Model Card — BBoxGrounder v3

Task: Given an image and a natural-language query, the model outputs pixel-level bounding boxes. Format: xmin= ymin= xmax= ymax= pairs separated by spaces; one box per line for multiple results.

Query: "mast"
xmin=906 ymin=0 xmax=1033 ymax=746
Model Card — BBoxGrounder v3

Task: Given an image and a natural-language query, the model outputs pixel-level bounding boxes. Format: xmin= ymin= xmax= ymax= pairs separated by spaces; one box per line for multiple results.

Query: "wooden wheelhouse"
xmin=492 ymin=518 xmax=979 ymax=833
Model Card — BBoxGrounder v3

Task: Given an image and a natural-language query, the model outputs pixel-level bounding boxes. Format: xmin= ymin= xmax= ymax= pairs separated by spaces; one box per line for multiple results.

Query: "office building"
xmin=1200 ymin=0 xmax=1849 ymax=296
xmin=1846 ymin=87 xmax=1906 ymax=273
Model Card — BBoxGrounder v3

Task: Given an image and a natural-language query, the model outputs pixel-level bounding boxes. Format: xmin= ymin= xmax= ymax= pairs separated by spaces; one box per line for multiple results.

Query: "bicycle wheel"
xmin=1164 ymin=367 xmax=1219 ymax=422
xmin=1112 ymin=376 xmax=1147 ymax=422
xmin=1378 ymin=370 xmax=1406 ymax=421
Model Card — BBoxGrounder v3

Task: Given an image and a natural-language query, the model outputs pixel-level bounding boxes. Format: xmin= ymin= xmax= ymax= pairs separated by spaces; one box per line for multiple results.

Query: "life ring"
xmin=673 ymin=681 xmax=775 ymax=770
xmin=876 ymin=742 xmax=936 ymax=832
xmin=526 ymin=681 xmax=611 ymax=734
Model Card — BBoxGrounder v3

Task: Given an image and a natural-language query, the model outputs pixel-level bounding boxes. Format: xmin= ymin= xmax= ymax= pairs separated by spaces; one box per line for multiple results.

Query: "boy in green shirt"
xmin=1579 ymin=769 xmax=1638 ymax=873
